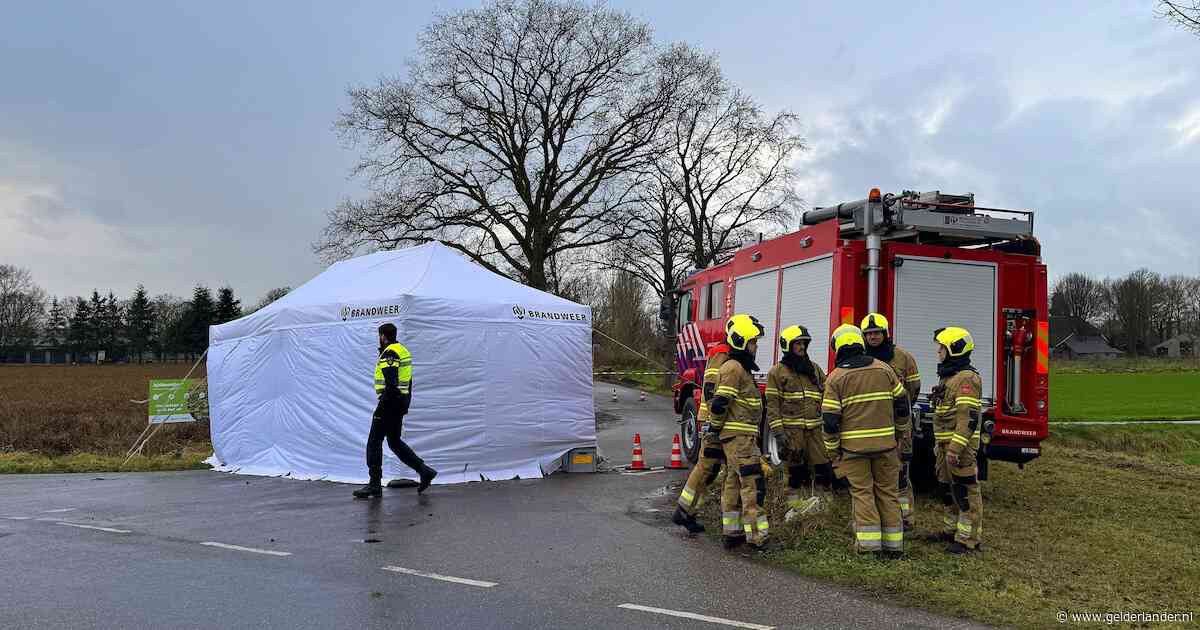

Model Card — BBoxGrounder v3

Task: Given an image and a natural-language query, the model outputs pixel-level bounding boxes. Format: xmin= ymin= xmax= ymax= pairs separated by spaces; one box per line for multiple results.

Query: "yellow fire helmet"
xmin=726 ymin=313 xmax=765 ymax=351
xmin=934 ymin=326 xmax=975 ymax=357
xmin=831 ymin=324 xmax=865 ymax=353
xmin=860 ymin=312 xmax=889 ymax=335
xmin=779 ymin=324 xmax=812 ymax=354
xmin=726 ymin=313 xmax=763 ymax=333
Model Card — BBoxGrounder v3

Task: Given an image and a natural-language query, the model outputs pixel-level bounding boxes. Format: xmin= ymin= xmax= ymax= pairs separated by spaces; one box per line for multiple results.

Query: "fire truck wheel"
xmin=679 ymin=398 xmax=700 ymax=464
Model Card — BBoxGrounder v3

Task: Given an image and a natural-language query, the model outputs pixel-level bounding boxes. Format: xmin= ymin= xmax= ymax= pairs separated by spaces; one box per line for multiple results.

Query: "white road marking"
xmin=200 ymin=542 xmax=292 ymax=557
xmin=3 ymin=516 xmax=32 ymax=520
xmin=43 ymin=508 xmax=77 ymax=513
xmin=618 ymin=604 xmax=775 ymax=630
xmin=381 ymin=566 xmax=498 ymax=588
xmin=57 ymin=522 xmax=130 ymax=534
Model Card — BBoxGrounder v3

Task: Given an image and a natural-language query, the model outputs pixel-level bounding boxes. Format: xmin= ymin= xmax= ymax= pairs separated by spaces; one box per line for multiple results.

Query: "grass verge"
xmin=1050 ymin=371 xmax=1200 ymax=421
xmin=694 ymin=430 xmax=1200 ymax=628
xmin=1051 ymin=424 xmax=1200 ymax=466
xmin=0 ymin=448 xmax=212 ymax=474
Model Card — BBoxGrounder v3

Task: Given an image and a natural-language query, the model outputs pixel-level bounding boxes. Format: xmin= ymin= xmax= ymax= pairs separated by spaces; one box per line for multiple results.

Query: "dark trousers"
xmin=366 ymin=402 xmax=425 ymax=484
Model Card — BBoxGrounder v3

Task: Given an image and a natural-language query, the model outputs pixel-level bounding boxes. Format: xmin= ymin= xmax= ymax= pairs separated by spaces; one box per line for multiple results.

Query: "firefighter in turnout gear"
xmin=711 ymin=314 xmax=770 ymax=550
xmin=821 ymin=324 xmax=911 ymax=558
xmin=353 ymin=323 xmax=438 ymax=499
xmin=765 ymin=324 xmax=830 ymax=520
xmin=861 ymin=313 xmax=921 ymax=529
xmin=673 ymin=341 xmax=735 ymax=535
xmin=929 ymin=326 xmax=985 ymax=554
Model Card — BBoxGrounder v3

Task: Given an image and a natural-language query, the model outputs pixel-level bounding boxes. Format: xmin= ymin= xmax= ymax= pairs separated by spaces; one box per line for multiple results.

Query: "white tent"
xmin=205 ymin=242 xmax=595 ymax=485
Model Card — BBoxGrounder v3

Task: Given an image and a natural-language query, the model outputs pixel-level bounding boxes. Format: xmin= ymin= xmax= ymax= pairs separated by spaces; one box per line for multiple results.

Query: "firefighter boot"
xmin=417 ymin=465 xmax=438 ymax=494
xmin=945 ymin=541 xmax=976 ymax=555
xmin=353 ymin=483 xmax=382 ymax=499
xmin=672 ymin=507 xmax=705 ymax=534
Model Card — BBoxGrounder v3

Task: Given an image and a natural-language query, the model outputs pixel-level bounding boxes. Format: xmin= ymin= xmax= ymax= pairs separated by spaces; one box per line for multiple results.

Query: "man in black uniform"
xmin=354 ymin=323 xmax=438 ymax=498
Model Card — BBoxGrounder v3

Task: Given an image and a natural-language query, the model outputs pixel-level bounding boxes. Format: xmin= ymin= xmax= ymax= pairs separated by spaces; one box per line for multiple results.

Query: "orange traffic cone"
xmin=629 ymin=433 xmax=646 ymax=470
xmin=639 ymin=390 xmax=646 ymax=402
xmin=669 ymin=434 xmax=686 ymax=469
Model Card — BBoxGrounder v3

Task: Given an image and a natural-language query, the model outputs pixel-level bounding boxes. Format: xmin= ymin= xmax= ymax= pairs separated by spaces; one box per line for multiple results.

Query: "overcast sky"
xmin=3 ymin=1 xmax=1198 ymax=303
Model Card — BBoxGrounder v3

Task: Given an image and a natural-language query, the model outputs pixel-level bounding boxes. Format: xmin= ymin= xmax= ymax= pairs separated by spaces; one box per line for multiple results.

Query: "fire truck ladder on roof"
xmin=801 ymin=190 xmax=1035 ymax=245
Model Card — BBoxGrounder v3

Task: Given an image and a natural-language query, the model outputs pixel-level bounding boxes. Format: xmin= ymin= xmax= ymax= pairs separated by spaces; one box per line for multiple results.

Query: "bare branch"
xmin=318 ymin=0 xmax=678 ymax=289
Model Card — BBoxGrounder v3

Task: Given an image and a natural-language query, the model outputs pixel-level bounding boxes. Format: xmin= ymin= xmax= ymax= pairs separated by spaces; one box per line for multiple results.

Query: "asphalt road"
xmin=0 ymin=383 xmax=984 ymax=630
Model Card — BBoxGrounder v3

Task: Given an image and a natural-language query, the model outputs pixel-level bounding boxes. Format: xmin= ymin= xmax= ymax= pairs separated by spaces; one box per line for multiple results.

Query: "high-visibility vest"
xmin=374 ymin=342 xmax=412 ymax=395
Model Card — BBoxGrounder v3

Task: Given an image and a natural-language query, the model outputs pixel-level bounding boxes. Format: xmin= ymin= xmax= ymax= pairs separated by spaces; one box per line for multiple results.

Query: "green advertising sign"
xmin=148 ymin=379 xmax=197 ymax=424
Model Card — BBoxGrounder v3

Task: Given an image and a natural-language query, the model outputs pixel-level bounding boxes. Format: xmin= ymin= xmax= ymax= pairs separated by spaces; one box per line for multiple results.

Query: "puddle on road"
xmin=625 ymin=482 xmax=687 ymax=529
xmin=595 ymin=410 xmax=622 ymax=430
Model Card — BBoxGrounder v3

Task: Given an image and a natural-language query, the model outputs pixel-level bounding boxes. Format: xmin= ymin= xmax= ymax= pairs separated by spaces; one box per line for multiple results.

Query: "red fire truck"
xmin=671 ymin=188 xmax=1049 ymax=482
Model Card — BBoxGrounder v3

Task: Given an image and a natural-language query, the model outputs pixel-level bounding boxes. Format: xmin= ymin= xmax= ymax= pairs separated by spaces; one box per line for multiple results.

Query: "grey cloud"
xmin=797 ymin=56 xmax=1200 ymax=280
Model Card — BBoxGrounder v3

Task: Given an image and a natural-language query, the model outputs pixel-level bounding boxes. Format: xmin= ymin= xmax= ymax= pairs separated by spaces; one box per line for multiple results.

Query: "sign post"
xmin=123 ymin=348 xmax=209 ymax=466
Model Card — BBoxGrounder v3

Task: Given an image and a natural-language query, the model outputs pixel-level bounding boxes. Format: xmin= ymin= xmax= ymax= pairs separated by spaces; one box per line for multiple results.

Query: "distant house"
xmin=1055 ymin=334 xmax=1123 ymax=360
xmin=1153 ymin=333 xmax=1196 ymax=358
xmin=1050 ymin=316 xmax=1122 ymax=359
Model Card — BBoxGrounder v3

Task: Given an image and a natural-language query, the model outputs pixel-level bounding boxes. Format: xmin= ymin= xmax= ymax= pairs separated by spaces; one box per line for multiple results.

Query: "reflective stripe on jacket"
xmin=765 ymin=361 xmax=825 ymax=431
xmin=714 ymin=359 xmax=762 ymax=438
xmin=821 ymin=358 xmax=905 ymax=454
xmin=933 ymin=369 xmax=983 ymax=455
xmin=374 ymin=342 xmax=413 ymax=395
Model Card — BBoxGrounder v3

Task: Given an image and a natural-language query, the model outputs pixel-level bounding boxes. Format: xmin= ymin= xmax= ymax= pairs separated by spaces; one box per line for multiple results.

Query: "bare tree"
xmin=1160 ymin=275 xmax=1192 ymax=339
xmin=1158 ymin=0 xmax=1200 ymax=35
xmin=249 ymin=287 xmax=291 ymax=314
xmin=1050 ymin=272 xmax=1105 ymax=322
xmin=0 ymin=265 xmax=47 ymax=358
xmin=318 ymin=0 xmax=683 ymax=291
xmin=593 ymin=271 xmax=656 ymax=366
xmin=1183 ymin=276 xmax=1200 ymax=335
xmin=658 ymin=44 xmax=805 ymax=270
xmin=1104 ymin=269 xmax=1164 ymax=355
xmin=587 ymin=167 xmax=692 ymax=333
xmin=151 ymin=294 xmax=187 ymax=360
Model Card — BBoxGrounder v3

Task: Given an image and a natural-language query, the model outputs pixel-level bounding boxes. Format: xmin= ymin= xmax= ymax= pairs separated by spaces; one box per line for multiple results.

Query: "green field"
xmin=1050 ymin=371 xmax=1200 ymax=421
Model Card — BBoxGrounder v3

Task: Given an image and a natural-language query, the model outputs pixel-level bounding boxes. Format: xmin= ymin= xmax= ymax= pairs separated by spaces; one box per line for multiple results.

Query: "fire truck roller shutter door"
xmin=778 ymin=255 xmax=835 ymax=372
xmin=732 ymin=270 xmax=781 ymax=374
xmin=892 ymin=258 xmax=997 ymax=401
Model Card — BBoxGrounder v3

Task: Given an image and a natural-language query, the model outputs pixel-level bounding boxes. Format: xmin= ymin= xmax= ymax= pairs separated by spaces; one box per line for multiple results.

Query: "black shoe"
xmin=672 ymin=507 xmax=706 ymax=534
xmin=945 ymin=541 xmax=975 ymax=555
xmin=723 ymin=535 xmax=746 ymax=550
xmin=417 ymin=467 xmax=438 ymax=494
xmin=882 ymin=549 xmax=905 ymax=561
xmin=750 ymin=540 xmax=775 ymax=554
xmin=353 ymin=484 xmax=382 ymax=499
xmin=926 ymin=532 xmax=954 ymax=543
xmin=386 ymin=478 xmax=418 ymax=488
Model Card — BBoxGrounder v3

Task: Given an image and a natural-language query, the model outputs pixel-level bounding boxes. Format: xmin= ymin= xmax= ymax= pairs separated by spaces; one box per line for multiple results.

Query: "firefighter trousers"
xmin=366 ymin=404 xmax=426 ymax=485
xmin=677 ymin=432 xmax=731 ymax=516
xmin=838 ymin=449 xmax=903 ymax=554
xmin=779 ymin=428 xmax=833 ymax=509
xmin=935 ymin=443 xmax=983 ymax=549
xmin=720 ymin=434 xmax=768 ymax=545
